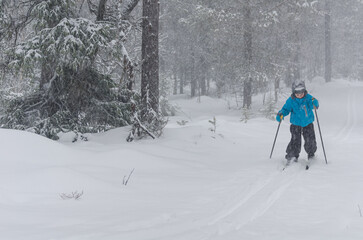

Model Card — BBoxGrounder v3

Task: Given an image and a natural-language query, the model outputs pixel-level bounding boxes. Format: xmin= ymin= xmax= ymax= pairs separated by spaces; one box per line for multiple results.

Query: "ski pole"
xmin=270 ymin=116 xmax=282 ymax=159
xmin=313 ymin=105 xmax=328 ymax=164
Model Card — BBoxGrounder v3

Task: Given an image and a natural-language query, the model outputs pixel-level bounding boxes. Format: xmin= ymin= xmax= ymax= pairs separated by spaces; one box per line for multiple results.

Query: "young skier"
xmin=276 ymin=82 xmax=319 ymax=164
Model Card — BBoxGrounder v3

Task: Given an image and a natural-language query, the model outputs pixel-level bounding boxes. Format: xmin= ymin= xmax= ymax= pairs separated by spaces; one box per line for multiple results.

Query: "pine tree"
xmin=1 ymin=0 xmax=139 ymax=140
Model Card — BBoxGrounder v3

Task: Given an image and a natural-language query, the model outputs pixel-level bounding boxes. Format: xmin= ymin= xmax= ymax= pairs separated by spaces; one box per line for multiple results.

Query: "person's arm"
xmin=276 ymin=98 xmax=292 ymax=121
xmin=280 ymin=98 xmax=293 ymax=116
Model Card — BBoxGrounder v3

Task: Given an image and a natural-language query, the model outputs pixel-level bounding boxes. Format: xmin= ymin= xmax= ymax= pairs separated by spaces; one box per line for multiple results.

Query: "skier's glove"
xmin=312 ymin=98 xmax=319 ymax=109
xmin=276 ymin=112 xmax=284 ymax=122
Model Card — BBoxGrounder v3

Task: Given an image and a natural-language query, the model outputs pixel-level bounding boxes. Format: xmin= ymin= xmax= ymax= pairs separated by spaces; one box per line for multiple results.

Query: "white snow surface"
xmin=1 ymin=79 xmax=363 ymax=239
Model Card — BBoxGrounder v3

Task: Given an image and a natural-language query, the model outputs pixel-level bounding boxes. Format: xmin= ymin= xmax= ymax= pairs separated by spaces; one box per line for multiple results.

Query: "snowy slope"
xmin=1 ymin=79 xmax=363 ymax=240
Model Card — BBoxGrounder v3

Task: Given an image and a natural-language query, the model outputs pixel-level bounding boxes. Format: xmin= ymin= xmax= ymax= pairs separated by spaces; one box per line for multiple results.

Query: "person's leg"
xmin=303 ymin=123 xmax=317 ymax=159
xmin=286 ymin=124 xmax=302 ymax=160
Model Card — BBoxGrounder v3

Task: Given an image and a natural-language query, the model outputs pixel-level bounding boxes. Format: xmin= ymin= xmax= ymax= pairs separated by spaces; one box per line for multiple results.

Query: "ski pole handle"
xmin=312 ymin=97 xmax=318 ymax=109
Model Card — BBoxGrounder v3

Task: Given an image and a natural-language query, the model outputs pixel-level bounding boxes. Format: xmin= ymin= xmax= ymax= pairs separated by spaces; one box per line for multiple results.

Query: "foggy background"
xmin=0 ymin=0 xmax=362 ymax=138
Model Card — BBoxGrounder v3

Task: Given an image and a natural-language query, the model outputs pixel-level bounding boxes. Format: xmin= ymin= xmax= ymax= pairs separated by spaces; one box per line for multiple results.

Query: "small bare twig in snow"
xmin=209 ymin=116 xmax=217 ymax=133
xmin=177 ymin=120 xmax=188 ymax=126
xmin=358 ymin=204 xmax=362 ymax=217
xmin=123 ymin=168 xmax=135 ymax=186
xmin=60 ymin=191 xmax=84 ymax=200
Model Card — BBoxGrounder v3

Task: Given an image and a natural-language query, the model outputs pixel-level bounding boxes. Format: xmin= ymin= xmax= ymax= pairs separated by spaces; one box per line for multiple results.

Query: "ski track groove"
xmin=341 ymin=89 xmax=358 ymax=141
xmin=334 ymin=88 xmax=357 ymax=141
xmin=132 ymin=165 xmax=304 ymax=240
xmin=235 ymin=179 xmax=293 ymax=229
xmin=208 ymin=173 xmax=277 ymax=226
xmin=207 ymin=165 xmax=303 ymax=235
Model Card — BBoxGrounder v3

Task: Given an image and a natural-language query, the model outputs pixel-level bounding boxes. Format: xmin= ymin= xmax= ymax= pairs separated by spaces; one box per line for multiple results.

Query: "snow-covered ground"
xmin=1 ymin=79 xmax=363 ymax=240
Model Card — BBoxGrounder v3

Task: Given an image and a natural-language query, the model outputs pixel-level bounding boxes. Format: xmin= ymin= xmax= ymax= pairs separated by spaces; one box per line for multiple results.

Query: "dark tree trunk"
xmin=325 ymin=0 xmax=332 ymax=82
xmin=179 ymin=65 xmax=184 ymax=94
xmin=141 ymin=0 xmax=160 ymax=112
xmin=96 ymin=0 xmax=107 ymax=21
xmin=243 ymin=77 xmax=252 ymax=108
xmin=172 ymin=52 xmax=178 ymax=95
xmin=173 ymin=73 xmax=177 ymax=95
xmin=199 ymin=56 xmax=207 ymax=96
xmin=243 ymin=0 xmax=253 ymax=109
xmin=274 ymin=76 xmax=280 ymax=102
xmin=190 ymin=50 xmax=196 ymax=97
xmin=200 ymin=74 xmax=206 ymax=96
xmin=293 ymin=29 xmax=301 ymax=82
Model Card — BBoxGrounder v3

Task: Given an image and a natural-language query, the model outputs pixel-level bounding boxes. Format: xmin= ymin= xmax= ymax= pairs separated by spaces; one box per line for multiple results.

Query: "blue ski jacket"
xmin=277 ymin=92 xmax=319 ymax=127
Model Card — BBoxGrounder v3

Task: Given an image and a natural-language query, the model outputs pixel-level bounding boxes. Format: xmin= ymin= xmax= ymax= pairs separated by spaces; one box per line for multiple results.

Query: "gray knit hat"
xmin=292 ymin=81 xmax=306 ymax=94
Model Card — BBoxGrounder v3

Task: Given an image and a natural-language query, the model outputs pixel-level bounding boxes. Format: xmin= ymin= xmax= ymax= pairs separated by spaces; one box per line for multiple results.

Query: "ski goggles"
xmin=294 ymin=88 xmax=305 ymax=94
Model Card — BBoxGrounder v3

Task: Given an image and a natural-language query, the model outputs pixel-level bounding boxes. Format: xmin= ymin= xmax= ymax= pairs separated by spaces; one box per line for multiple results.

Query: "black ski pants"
xmin=286 ymin=123 xmax=317 ymax=160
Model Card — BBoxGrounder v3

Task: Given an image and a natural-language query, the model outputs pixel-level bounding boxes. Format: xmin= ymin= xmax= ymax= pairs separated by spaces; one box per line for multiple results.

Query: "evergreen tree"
xmin=0 ymin=0 xmax=139 ymax=140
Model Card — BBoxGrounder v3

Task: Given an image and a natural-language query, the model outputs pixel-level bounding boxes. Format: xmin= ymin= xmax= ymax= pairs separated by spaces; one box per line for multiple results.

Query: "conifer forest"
xmin=1 ymin=0 xmax=362 ymax=140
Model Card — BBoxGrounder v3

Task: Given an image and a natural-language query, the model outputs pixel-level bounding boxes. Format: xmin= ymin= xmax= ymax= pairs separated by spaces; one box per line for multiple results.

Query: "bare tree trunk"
xmin=173 ymin=73 xmax=177 ymax=95
xmin=243 ymin=0 xmax=252 ymax=109
xmin=179 ymin=65 xmax=184 ymax=94
xmin=96 ymin=0 xmax=107 ymax=21
xmin=190 ymin=50 xmax=196 ymax=97
xmin=172 ymin=50 xmax=178 ymax=94
xmin=293 ymin=29 xmax=301 ymax=82
xmin=243 ymin=77 xmax=252 ymax=108
xmin=141 ymin=0 xmax=160 ymax=112
xmin=274 ymin=76 xmax=280 ymax=102
xmin=199 ymin=56 xmax=207 ymax=96
xmin=325 ymin=0 xmax=332 ymax=82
